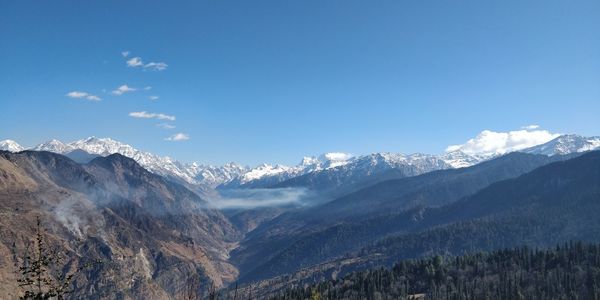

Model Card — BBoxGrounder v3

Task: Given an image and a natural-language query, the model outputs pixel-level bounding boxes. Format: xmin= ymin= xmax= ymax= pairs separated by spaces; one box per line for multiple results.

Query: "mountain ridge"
xmin=2 ymin=134 xmax=599 ymax=195
xmin=237 ymin=150 xmax=600 ymax=284
xmin=0 ymin=150 xmax=240 ymax=297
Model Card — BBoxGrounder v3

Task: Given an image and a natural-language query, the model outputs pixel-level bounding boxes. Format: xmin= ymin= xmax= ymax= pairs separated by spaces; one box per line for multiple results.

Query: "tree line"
xmin=271 ymin=241 xmax=600 ymax=300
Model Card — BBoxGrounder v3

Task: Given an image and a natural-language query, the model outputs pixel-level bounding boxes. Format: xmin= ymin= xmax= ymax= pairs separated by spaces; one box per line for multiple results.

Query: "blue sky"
xmin=1 ymin=0 xmax=599 ymax=165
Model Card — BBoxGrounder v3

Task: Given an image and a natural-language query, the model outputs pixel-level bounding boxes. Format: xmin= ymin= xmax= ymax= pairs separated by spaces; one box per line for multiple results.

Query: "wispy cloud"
xmin=522 ymin=124 xmax=540 ymax=130
xmin=121 ymin=51 xmax=130 ymax=57
xmin=149 ymin=96 xmax=159 ymax=101
xmin=129 ymin=111 xmax=176 ymax=121
xmin=125 ymin=55 xmax=168 ymax=71
xmin=112 ymin=84 xmax=136 ymax=95
xmin=165 ymin=133 xmax=189 ymax=141
xmin=143 ymin=86 xmax=152 ymax=91
xmin=66 ymin=91 xmax=101 ymax=101
xmin=144 ymin=62 xmax=168 ymax=71
xmin=126 ymin=57 xmax=143 ymax=67
xmin=157 ymin=123 xmax=175 ymax=129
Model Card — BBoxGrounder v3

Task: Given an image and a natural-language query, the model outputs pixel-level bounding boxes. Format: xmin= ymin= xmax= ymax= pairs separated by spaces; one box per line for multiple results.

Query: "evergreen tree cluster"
xmin=272 ymin=242 xmax=600 ymax=300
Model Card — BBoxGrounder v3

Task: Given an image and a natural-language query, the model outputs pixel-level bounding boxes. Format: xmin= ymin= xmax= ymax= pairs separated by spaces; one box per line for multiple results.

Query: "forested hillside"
xmin=233 ymin=153 xmax=571 ymax=281
xmin=238 ymin=151 xmax=600 ymax=283
xmin=272 ymin=242 xmax=600 ymax=300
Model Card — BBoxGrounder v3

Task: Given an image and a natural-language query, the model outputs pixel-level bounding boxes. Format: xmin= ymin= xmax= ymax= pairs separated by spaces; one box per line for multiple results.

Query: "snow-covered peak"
xmin=68 ymin=137 xmax=139 ymax=157
xmin=440 ymin=150 xmax=489 ymax=168
xmin=225 ymin=151 xmax=453 ymax=189
xmin=190 ymin=162 xmax=248 ymax=186
xmin=10 ymin=132 xmax=600 ymax=191
xmin=523 ymin=134 xmax=600 ymax=155
xmin=0 ymin=139 xmax=25 ymax=152
xmin=344 ymin=152 xmax=451 ymax=173
xmin=32 ymin=139 xmax=74 ymax=153
xmin=363 ymin=152 xmax=409 ymax=164
xmin=26 ymin=137 xmax=247 ymax=188
xmin=301 ymin=156 xmax=320 ymax=167
xmin=440 ymin=134 xmax=600 ymax=168
xmin=239 ymin=164 xmax=296 ymax=183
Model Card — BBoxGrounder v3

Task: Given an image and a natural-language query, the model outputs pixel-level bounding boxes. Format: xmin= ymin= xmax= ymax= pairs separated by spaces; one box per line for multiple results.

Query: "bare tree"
xmin=183 ymin=273 xmax=202 ymax=300
xmin=15 ymin=217 xmax=94 ymax=299
xmin=207 ymin=282 xmax=220 ymax=300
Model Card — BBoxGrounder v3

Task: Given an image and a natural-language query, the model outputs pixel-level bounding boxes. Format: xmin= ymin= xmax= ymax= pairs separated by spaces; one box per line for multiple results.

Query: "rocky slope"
xmin=0 ymin=150 xmax=240 ymax=299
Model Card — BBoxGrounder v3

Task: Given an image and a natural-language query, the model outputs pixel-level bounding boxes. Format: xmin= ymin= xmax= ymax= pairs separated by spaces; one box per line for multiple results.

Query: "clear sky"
xmin=1 ymin=0 xmax=599 ymax=165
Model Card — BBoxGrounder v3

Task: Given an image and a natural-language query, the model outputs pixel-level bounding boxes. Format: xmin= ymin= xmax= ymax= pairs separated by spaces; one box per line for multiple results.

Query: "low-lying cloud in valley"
xmin=209 ymin=188 xmax=315 ymax=209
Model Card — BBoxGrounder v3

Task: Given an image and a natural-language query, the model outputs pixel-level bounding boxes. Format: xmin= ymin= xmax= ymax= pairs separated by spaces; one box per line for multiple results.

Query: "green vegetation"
xmin=272 ymin=242 xmax=600 ymax=300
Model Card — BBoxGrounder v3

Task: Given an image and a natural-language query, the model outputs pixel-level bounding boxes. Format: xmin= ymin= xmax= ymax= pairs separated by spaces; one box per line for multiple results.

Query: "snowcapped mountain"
xmin=4 ymin=133 xmax=599 ymax=194
xmin=439 ymin=150 xmax=491 ymax=168
xmin=31 ymin=139 xmax=74 ymax=153
xmin=267 ymin=152 xmax=452 ymax=194
xmin=221 ymin=152 xmax=452 ymax=190
xmin=225 ymin=134 xmax=600 ymax=190
xmin=27 ymin=137 xmax=248 ymax=188
xmin=5 ymin=136 xmax=248 ymax=189
xmin=522 ymin=134 xmax=600 ymax=155
xmin=441 ymin=134 xmax=600 ymax=168
xmin=356 ymin=152 xmax=451 ymax=172
xmin=220 ymin=152 xmax=355 ymax=189
xmin=180 ymin=161 xmax=248 ymax=187
xmin=0 ymin=140 xmax=25 ymax=152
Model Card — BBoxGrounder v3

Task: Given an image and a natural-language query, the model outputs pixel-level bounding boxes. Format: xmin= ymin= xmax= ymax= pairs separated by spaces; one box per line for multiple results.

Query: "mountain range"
xmin=1 ymin=133 xmax=600 ymax=298
xmin=231 ymin=151 xmax=577 ymax=282
xmin=2 ymin=134 xmax=599 ymax=196
xmin=233 ymin=150 xmax=600 ymax=292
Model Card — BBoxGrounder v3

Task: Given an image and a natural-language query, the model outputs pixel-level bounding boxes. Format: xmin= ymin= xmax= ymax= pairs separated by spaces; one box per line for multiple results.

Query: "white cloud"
xmin=157 ymin=123 xmax=175 ymax=129
xmin=86 ymin=95 xmax=101 ymax=101
xmin=144 ymin=62 xmax=168 ymax=71
xmin=446 ymin=126 xmax=561 ymax=155
xmin=143 ymin=86 xmax=152 ymax=91
xmin=165 ymin=133 xmax=189 ymax=141
xmin=126 ymin=57 xmax=144 ymax=67
xmin=66 ymin=91 xmax=101 ymax=101
xmin=522 ymin=124 xmax=540 ymax=130
xmin=66 ymin=91 xmax=87 ymax=98
xmin=129 ymin=111 xmax=176 ymax=121
xmin=121 ymin=51 xmax=130 ymax=57
xmin=322 ymin=152 xmax=353 ymax=161
xmin=125 ymin=55 xmax=168 ymax=71
xmin=149 ymin=96 xmax=159 ymax=101
xmin=112 ymin=84 xmax=136 ymax=95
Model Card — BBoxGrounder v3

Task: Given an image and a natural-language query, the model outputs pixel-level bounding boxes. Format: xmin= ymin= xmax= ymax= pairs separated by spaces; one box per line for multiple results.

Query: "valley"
xmin=0 ymin=134 xmax=599 ymax=298
xmin=3 ymin=2 xmax=598 ymax=298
